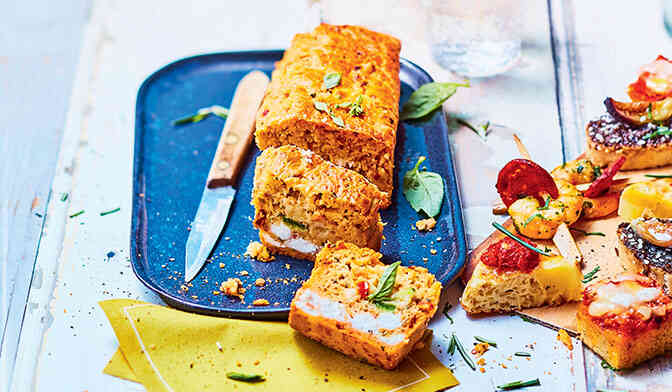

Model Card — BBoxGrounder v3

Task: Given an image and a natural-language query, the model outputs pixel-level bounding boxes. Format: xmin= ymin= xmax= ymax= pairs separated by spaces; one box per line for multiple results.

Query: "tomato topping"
xmin=357 ymin=281 xmax=369 ymax=298
xmin=496 ymin=159 xmax=559 ymax=207
xmin=584 ymin=156 xmax=626 ymax=198
xmin=480 ymin=237 xmax=540 ymax=274
xmin=627 ymin=55 xmax=672 ymax=101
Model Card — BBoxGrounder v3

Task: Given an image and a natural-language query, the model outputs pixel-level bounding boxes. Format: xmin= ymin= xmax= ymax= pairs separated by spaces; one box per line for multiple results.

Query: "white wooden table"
xmin=3 ymin=1 xmax=672 ymax=390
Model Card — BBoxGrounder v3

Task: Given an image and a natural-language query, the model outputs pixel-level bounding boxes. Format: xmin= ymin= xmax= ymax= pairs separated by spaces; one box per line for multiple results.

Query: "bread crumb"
xmin=219 ymin=263 xmax=225 ymax=268
xmin=240 ymin=270 xmax=249 ymax=276
xmin=253 ymin=299 xmax=270 ymax=306
xmin=430 ymin=249 xmax=437 ymax=255
xmin=415 ymin=217 xmax=436 ymax=232
xmin=476 ymin=358 xmax=486 ymax=366
xmin=220 ymin=278 xmax=245 ymax=300
xmin=557 ymin=329 xmax=573 ymax=350
xmin=471 ymin=342 xmax=489 ymax=357
xmin=479 ymin=367 xmax=486 ymax=373
xmin=255 ymin=278 xmax=266 ymax=287
xmin=244 ymin=241 xmax=275 ymax=262
xmin=253 ymin=360 xmax=260 ymax=365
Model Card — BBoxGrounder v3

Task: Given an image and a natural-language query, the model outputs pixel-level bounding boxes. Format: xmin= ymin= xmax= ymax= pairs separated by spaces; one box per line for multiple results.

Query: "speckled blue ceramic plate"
xmin=131 ymin=50 xmax=466 ymax=319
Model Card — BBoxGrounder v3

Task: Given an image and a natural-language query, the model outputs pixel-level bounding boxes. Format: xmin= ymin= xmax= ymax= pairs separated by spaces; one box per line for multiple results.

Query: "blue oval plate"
xmin=131 ymin=50 xmax=466 ymax=319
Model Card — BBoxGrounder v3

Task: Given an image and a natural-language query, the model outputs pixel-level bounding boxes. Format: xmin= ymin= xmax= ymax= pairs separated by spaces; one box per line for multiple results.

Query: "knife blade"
xmin=185 ymin=70 xmax=269 ymax=282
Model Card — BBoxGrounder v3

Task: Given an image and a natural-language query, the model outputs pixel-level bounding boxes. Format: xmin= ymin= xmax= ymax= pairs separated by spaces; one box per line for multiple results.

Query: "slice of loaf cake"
xmin=288 ymin=241 xmax=442 ymax=369
xmin=252 ymin=145 xmax=385 ymax=261
xmin=577 ymin=273 xmax=672 ymax=369
xmin=461 ymin=237 xmax=582 ymax=314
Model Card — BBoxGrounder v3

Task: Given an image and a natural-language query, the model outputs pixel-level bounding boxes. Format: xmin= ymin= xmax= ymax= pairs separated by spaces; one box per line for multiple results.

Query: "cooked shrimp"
xmin=550 ymin=159 xmax=600 ymax=185
xmin=509 ymin=180 xmax=584 ymax=239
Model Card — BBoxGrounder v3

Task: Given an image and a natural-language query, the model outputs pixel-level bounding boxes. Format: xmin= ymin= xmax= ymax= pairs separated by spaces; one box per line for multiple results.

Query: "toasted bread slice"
xmin=617 ymin=221 xmax=672 ymax=294
xmin=586 ymin=114 xmax=672 ymax=170
xmin=577 ymin=273 xmax=672 ymax=369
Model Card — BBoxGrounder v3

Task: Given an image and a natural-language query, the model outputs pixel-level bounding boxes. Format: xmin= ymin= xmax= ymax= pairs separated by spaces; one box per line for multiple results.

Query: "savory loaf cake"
xmin=617 ymin=218 xmax=672 ymax=294
xmin=255 ymin=24 xmax=401 ymax=203
xmin=461 ymin=237 xmax=582 ymax=314
xmin=577 ymin=273 xmax=672 ymax=369
xmin=251 ymin=145 xmax=385 ymax=261
xmin=289 ymin=241 xmax=442 ymax=369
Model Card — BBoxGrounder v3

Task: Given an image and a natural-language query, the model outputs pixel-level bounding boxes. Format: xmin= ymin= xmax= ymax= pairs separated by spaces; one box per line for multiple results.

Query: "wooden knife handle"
xmin=206 ymin=71 xmax=269 ymax=188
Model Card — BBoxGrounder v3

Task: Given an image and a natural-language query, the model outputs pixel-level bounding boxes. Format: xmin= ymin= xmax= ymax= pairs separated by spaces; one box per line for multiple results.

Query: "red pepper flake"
xmin=357 ymin=281 xmax=369 ymax=299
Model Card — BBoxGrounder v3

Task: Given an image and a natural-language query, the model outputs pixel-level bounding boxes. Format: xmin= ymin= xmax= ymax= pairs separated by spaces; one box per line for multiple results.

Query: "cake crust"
xmin=255 ymin=24 xmax=401 ymax=201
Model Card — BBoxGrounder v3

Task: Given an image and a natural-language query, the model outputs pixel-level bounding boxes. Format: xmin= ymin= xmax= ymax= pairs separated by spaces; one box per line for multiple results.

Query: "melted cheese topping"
xmin=294 ymin=289 xmax=406 ymax=346
xmin=588 ymin=280 xmax=662 ymax=317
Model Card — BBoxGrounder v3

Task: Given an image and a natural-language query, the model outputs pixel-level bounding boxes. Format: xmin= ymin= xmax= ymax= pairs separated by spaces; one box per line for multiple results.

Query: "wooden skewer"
xmin=512 ymin=133 xmax=532 ymax=160
xmin=552 ymin=223 xmax=583 ymax=265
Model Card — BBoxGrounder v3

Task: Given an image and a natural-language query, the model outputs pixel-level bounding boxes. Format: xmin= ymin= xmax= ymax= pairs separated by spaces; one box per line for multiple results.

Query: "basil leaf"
xmin=226 ymin=372 xmax=265 ymax=383
xmin=400 ymin=82 xmax=469 ymax=120
xmin=368 ymin=261 xmax=401 ymax=304
xmin=323 ymin=72 xmax=341 ymax=90
xmin=313 ymin=101 xmax=329 ymax=112
xmin=330 ymin=113 xmax=345 ymax=127
xmin=402 ymin=156 xmax=444 ymax=217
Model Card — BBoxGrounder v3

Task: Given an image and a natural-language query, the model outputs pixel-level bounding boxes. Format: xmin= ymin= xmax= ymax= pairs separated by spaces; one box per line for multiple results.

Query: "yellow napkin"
xmin=100 ymin=299 xmax=458 ymax=391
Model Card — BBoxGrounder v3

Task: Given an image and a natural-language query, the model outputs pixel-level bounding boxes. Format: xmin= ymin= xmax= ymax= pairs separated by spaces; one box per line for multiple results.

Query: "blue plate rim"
xmin=131 ymin=50 xmax=468 ymax=319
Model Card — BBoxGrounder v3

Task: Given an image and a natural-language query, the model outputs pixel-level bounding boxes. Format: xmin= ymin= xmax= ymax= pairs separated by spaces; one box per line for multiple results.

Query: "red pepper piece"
xmin=357 ymin=281 xmax=369 ymax=299
xmin=496 ymin=159 xmax=559 ymax=207
xmin=584 ymin=156 xmax=626 ymax=198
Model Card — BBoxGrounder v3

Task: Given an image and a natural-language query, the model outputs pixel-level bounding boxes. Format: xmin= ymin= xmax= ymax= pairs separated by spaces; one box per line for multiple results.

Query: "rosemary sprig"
xmin=645 ymin=174 xmax=672 ymax=179
xmin=497 ymin=378 xmax=540 ymax=390
xmin=582 ymin=266 xmax=600 ymax=283
xmin=474 ymin=336 xmax=497 ymax=348
xmin=514 ymin=352 xmax=531 ymax=357
xmin=492 ymin=222 xmax=551 ymax=256
xmin=172 ymin=105 xmax=229 ymax=125
xmin=100 ymin=207 xmax=120 ymax=216
xmin=69 ymin=210 xmax=85 ymax=218
xmin=570 ymin=228 xmax=605 ymax=237
xmin=447 ymin=334 xmax=456 ymax=355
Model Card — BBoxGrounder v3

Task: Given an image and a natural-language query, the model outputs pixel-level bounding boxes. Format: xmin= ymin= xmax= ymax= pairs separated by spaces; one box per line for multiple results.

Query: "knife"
xmin=184 ymin=71 xmax=269 ymax=282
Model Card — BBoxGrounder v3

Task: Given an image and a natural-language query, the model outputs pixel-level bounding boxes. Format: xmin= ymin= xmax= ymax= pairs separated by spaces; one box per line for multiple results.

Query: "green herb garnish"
xmin=523 ymin=213 xmax=546 ymax=227
xmin=601 ymin=359 xmax=620 ymax=371
xmin=582 ymin=266 xmax=600 ymax=283
xmin=514 ymin=352 xmax=531 ymax=357
xmin=313 ymin=100 xmax=345 ymax=127
xmin=100 ymin=207 xmax=120 ymax=216
xmin=497 ymin=378 xmax=540 ymax=390
xmin=226 ymin=372 xmax=265 ymax=383
xmin=69 ymin=210 xmax=85 ymax=218
xmin=401 ymin=81 xmax=469 ymax=120
xmin=492 ymin=222 xmax=551 ymax=256
xmin=519 ymin=314 xmax=535 ymax=323
xmin=647 ymin=103 xmax=654 ymax=120
xmin=570 ymin=228 xmax=605 ymax=237
xmin=367 ymin=261 xmax=401 ymax=311
xmin=348 ymin=95 xmax=364 ymax=117
xmin=452 ymin=333 xmax=476 ymax=371
xmin=323 ymin=72 xmax=341 ymax=90
xmin=643 ymin=126 xmax=672 ymax=139
xmin=60 ymin=193 xmax=68 ymax=202
xmin=576 ymin=164 xmax=584 ymax=174
xmin=330 ymin=113 xmax=345 ymax=127
xmin=446 ymin=334 xmax=456 ymax=355
xmin=645 ymin=174 xmax=672 ymax=178
xmin=456 ymin=118 xmax=490 ymax=141
xmin=537 ymin=197 xmax=551 ymax=211
xmin=172 ymin=105 xmax=229 ymax=125
xmin=313 ymin=101 xmax=329 ymax=112
xmin=593 ymin=165 xmax=602 ymax=178
xmin=282 ymin=216 xmax=307 ymax=231
xmin=442 ymin=304 xmax=454 ymax=324
xmin=402 ymin=156 xmax=444 ymax=218
xmin=474 ymin=336 xmax=497 ymax=348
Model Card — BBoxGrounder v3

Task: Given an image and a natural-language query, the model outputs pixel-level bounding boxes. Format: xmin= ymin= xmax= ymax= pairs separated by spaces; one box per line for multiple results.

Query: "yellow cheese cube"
xmin=618 ymin=179 xmax=672 ymax=221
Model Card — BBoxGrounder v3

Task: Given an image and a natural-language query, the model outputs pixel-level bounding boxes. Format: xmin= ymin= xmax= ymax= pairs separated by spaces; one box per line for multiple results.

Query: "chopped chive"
xmin=452 ymin=333 xmax=476 ymax=371
xmin=35 ymin=212 xmax=43 ymax=218
xmin=643 ymin=126 xmax=672 ymax=140
xmin=225 ymin=372 xmax=265 ymax=383
xmin=519 ymin=314 xmax=535 ymax=323
xmin=69 ymin=210 xmax=85 ymax=218
xmin=523 ymin=213 xmax=546 ymax=227
xmin=172 ymin=105 xmax=229 ymax=126
xmin=514 ymin=352 xmax=531 ymax=357
xmin=645 ymin=174 xmax=672 ymax=178
xmin=497 ymin=378 xmax=540 ymax=390
xmin=576 ymin=164 xmax=584 ymax=174
xmin=100 ymin=207 xmax=120 ymax=216
xmin=492 ymin=222 xmax=551 ymax=256
xmin=570 ymin=228 xmax=605 ymax=237
xmin=593 ymin=165 xmax=602 ymax=178
xmin=582 ymin=266 xmax=600 ymax=283
xmin=60 ymin=193 xmax=68 ymax=202
xmin=537 ymin=197 xmax=551 ymax=211
xmin=474 ymin=336 xmax=497 ymax=347
xmin=442 ymin=303 xmax=454 ymax=324
xmin=446 ymin=334 xmax=456 ymax=355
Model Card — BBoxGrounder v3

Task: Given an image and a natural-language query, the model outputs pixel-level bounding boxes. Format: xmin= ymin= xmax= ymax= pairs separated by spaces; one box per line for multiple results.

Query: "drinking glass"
xmin=427 ymin=0 xmax=522 ymax=77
